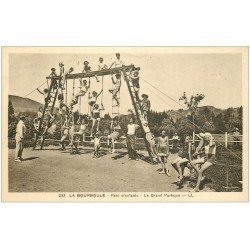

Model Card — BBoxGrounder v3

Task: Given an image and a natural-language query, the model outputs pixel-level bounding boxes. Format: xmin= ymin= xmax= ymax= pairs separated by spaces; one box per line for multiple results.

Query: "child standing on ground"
xmin=108 ymin=119 xmax=121 ymax=153
xmin=156 ymin=130 xmax=171 ymax=176
xmin=93 ymin=132 xmax=101 ymax=158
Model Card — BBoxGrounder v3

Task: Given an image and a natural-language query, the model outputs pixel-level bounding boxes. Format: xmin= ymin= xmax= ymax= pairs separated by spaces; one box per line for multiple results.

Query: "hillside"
xmin=9 ymin=95 xmax=44 ymax=113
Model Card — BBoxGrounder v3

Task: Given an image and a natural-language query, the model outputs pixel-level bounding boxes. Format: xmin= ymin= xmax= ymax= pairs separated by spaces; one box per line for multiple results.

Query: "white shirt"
xmin=15 ymin=120 xmax=26 ymax=140
xmin=143 ymin=125 xmax=150 ymax=133
xmin=98 ymin=63 xmax=108 ymax=70
xmin=127 ymin=124 xmax=139 ymax=135
xmin=113 ymin=59 xmax=124 ymax=68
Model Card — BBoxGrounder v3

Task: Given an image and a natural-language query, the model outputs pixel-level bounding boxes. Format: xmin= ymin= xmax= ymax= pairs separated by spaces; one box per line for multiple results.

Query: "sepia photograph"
xmin=1 ymin=47 xmax=248 ymax=202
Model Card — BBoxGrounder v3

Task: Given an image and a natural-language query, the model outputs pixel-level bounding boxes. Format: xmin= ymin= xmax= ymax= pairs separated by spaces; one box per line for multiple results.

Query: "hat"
xmin=83 ymin=61 xmax=89 ymax=65
xmin=92 ymin=91 xmax=97 ymax=95
xmin=51 ymin=68 xmax=56 ymax=71
xmin=141 ymin=94 xmax=148 ymax=98
xmin=116 ymin=53 xmax=120 ymax=56
xmin=59 ymin=62 xmax=64 ymax=66
xmin=83 ymin=79 xmax=87 ymax=83
xmin=69 ymin=67 xmax=74 ymax=71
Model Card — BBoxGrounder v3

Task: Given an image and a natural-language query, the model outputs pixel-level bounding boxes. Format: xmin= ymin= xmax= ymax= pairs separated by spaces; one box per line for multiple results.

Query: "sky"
xmin=9 ymin=52 xmax=242 ymax=115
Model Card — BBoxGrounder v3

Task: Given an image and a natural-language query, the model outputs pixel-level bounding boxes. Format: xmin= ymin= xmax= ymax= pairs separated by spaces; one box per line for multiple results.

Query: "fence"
xmin=192 ymin=132 xmax=243 ymax=148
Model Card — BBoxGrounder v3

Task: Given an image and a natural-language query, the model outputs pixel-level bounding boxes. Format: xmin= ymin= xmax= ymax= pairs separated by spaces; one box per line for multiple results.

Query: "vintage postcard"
xmin=1 ymin=47 xmax=248 ymax=202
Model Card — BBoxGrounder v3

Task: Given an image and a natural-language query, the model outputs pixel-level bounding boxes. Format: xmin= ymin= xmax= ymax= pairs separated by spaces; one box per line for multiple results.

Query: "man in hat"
xmin=15 ymin=115 xmax=26 ymax=162
xmin=109 ymin=53 xmax=125 ymax=68
xmin=141 ymin=94 xmax=151 ymax=121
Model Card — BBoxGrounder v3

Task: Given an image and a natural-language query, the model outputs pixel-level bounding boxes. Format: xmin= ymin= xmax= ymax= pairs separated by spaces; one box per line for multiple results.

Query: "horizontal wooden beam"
xmin=46 ymin=64 xmax=140 ymax=80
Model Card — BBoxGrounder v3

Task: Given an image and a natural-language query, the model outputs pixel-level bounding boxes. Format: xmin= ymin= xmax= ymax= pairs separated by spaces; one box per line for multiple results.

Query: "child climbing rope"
xmin=90 ymin=103 xmax=105 ymax=136
xmin=109 ymin=53 xmax=125 ymax=68
xmin=156 ymin=130 xmax=171 ymax=176
xmin=73 ymin=79 xmax=90 ymax=104
xmin=88 ymin=89 xmax=103 ymax=114
xmin=108 ymin=119 xmax=121 ymax=153
xmin=109 ymin=72 xmax=121 ymax=106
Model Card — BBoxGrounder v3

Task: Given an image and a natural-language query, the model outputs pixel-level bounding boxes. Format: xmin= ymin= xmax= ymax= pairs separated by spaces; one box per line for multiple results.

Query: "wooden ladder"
xmin=33 ymin=77 xmax=59 ymax=150
xmin=121 ymin=68 xmax=154 ymax=163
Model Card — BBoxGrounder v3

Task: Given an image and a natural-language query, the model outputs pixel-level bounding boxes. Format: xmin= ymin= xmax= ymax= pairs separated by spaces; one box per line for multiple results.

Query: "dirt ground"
xmin=8 ymin=146 xmax=212 ymax=192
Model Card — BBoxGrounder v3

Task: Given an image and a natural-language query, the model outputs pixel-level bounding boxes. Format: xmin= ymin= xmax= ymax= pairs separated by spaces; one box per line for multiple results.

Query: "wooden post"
xmin=225 ymin=132 xmax=228 ymax=148
xmin=192 ymin=131 xmax=195 ymax=143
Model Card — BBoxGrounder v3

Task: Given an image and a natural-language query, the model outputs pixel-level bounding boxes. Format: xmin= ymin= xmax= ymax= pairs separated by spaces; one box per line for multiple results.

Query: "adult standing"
xmin=15 ymin=115 xmax=26 ymax=162
xmin=233 ymin=128 xmax=241 ymax=149
xmin=126 ymin=117 xmax=140 ymax=161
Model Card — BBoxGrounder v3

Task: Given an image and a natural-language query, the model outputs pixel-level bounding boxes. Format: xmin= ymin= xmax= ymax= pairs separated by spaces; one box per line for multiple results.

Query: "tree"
xmin=179 ymin=92 xmax=205 ymax=133
xmin=8 ymin=100 xmax=17 ymax=138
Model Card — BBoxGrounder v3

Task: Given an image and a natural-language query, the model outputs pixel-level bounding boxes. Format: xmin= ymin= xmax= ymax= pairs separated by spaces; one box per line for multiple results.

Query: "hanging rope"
xmin=65 ymin=79 xmax=68 ymax=105
xmin=79 ymin=78 xmax=82 ymax=113
xmin=24 ymin=80 xmax=48 ymax=98
xmin=72 ymin=79 xmax=75 ymax=99
xmin=88 ymin=77 xmax=91 ymax=118
xmin=140 ymin=77 xmax=242 ymax=161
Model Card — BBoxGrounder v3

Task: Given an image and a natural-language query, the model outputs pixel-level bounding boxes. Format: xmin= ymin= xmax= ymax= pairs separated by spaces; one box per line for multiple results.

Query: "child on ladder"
xmin=141 ymin=94 xmax=151 ymax=121
xmin=90 ymin=103 xmax=105 ymax=136
xmin=37 ymin=87 xmax=52 ymax=104
xmin=49 ymin=67 xmax=58 ymax=92
xmin=109 ymin=72 xmax=121 ymax=106
xmin=129 ymin=69 xmax=140 ymax=93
